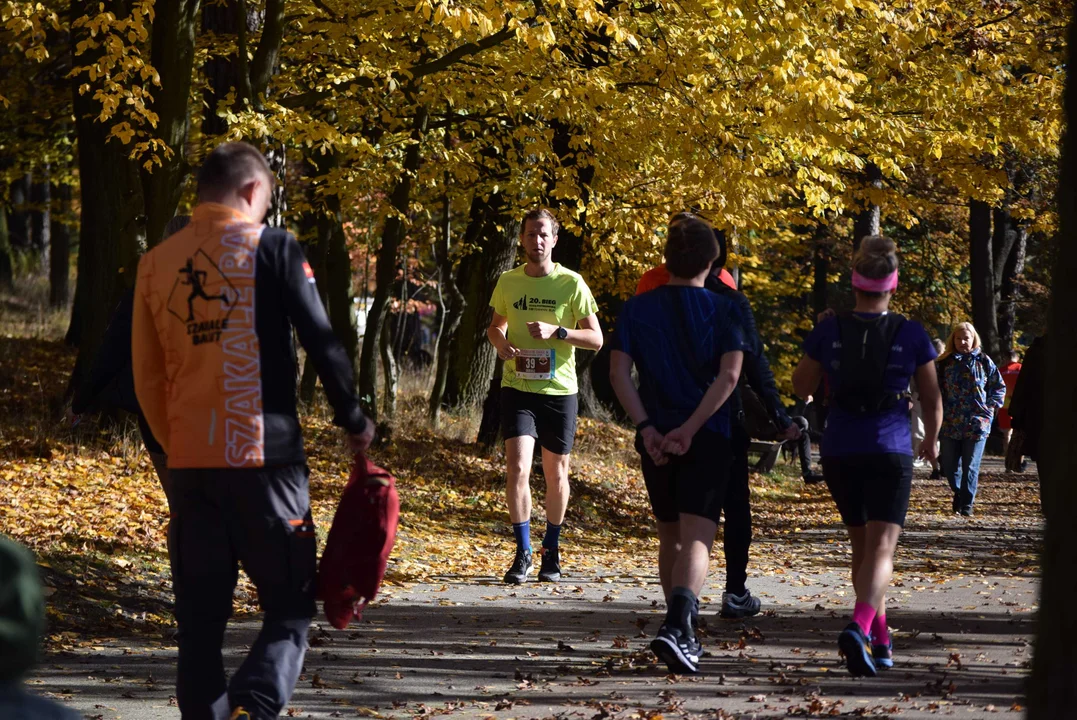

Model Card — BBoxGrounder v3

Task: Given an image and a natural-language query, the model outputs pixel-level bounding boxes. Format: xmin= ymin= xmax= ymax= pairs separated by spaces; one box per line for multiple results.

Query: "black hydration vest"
xmin=829 ymin=312 xmax=908 ymax=415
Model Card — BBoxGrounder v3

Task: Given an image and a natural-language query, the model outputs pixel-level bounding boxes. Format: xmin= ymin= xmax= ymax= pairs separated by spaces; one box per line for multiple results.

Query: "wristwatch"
xmin=556 ymin=326 xmax=568 ymax=340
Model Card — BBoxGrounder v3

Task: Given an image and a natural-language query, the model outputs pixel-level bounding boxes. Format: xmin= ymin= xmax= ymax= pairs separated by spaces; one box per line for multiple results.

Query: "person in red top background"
xmin=636 ymin=262 xmax=737 ymax=294
xmin=997 ymin=348 xmax=1023 ymax=455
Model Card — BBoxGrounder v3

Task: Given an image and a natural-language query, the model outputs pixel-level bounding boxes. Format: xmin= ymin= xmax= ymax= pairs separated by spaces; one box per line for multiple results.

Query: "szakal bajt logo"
xmin=167 ymin=250 xmax=238 ymax=345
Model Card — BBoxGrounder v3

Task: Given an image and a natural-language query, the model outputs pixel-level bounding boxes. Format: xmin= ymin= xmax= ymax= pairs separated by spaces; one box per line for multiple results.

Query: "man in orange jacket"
xmin=133 ymin=142 xmax=373 ymax=720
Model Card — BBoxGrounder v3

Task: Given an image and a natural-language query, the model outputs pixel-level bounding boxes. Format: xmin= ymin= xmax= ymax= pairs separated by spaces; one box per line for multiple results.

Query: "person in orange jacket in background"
xmin=132 ymin=142 xmax=373 ymax=720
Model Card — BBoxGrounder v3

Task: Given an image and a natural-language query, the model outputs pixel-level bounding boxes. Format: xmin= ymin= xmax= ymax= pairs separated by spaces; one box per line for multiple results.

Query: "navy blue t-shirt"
xmin=615 ymin=285 xmax=747 ymax=437
xmin=804 ymin=313 xmax=937 ymax=457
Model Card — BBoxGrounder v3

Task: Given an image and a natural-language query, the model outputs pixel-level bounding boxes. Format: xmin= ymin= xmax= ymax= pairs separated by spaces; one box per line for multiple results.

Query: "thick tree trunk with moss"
xmin=1028 ymin=7 xmax=1077 ymax=714
xmin=442 ymin=193 xmax=518 ymax=410
xmin=142 ymin=0 xmax=200 ymax=248
xmin=66 ymin=0 xmax=146 ymax=392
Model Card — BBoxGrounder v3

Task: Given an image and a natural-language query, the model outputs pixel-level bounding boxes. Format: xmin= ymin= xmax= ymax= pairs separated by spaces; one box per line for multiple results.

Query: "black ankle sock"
xmin=667 ymin=587 xmax=697 ymax=633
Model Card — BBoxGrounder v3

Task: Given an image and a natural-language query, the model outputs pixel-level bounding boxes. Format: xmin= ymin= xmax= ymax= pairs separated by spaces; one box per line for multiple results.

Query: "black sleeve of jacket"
xmin=727 ymin=289 xmax=793 ymax=430
xmin=71 ymin=290 xmax=135 ymax=414
xmin=277 ymin=232 xmax=368 ymax=435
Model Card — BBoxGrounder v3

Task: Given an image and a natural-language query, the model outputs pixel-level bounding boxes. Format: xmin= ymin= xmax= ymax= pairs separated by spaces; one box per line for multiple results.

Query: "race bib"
xmin=514 ymin=348 xmax=555 ymax=380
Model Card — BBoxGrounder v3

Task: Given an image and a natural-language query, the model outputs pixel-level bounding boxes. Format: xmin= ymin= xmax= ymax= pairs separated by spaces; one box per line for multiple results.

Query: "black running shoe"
xmin=803 ymin=472 xmax=826 ymax=485
xmin=503 ymin=547 xmax=533 ymax=584
xmin=719 ymin=589 xmax=762 ymax=619
xmin=871 ymin=636 xmax=894 ymax=670
xmin=838 ymin=622 xmax=877 ymax=677
xmin=650 ymin=624 xmax=701 ymax=674
xmin=537 ymin=546 xmax=561 ymax=582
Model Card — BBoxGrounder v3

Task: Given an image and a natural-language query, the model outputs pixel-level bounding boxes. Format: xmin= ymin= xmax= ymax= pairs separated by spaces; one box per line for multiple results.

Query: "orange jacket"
xmin=132 ymin=203 xmax=367 ymax=469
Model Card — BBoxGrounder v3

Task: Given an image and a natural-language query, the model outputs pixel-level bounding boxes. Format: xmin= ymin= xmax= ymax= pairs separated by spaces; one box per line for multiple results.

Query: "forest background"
xmin=0 ymin=0 xmax=1067 ymax=428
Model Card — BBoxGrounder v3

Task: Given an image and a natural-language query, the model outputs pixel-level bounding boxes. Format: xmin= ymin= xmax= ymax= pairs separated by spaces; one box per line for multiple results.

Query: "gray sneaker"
xmin=719 ymin=589 xmax=761 ymax=619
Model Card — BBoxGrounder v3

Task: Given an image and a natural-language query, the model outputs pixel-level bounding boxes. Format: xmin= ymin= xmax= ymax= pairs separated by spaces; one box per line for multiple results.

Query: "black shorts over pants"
xmin=636 ymin=428 xmax=732 ymax=524
xmin=822 ymin=453 xmax=914 ymax=527
xmin=501 ymin=387 xmax=579 ymax=455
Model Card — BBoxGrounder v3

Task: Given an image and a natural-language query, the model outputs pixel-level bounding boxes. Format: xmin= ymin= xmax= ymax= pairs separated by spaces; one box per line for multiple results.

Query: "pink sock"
xmin=870 ymin=613 xmax=890 ymax=644
xmin=852 ymin=602 xmax=876 ymax=635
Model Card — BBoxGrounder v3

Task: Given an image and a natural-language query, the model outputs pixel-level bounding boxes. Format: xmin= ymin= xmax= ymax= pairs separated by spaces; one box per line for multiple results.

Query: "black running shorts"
xmin=636 ymin=428 xmax=731 ymax=525
xmin=501 ymin=387 xmax=579 ymax=455
xmin=821 ymin=453 xmax=914 ymax=527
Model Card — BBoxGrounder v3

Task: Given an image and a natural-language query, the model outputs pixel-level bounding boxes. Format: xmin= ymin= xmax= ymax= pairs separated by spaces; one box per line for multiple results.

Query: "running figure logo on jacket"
xmin=167 ymin=250 xmax=237 ymax=346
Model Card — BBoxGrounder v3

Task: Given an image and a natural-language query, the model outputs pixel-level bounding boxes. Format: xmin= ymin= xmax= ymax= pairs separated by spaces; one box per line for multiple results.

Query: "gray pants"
xmin=169 ymin=464 xmax=317 ymax=720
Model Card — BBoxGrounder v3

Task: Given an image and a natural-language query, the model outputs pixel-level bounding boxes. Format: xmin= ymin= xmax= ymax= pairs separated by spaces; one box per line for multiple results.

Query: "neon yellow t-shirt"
xmin=490 ymin=263 xmax=599 ymax=396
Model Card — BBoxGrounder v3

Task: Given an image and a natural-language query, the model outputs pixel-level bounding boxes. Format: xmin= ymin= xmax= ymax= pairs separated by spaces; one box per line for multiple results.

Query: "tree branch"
xmin=408 ymin=23 xmax=516 ymax=81
xmin=235 ymin=0 xmax=255 ymax=106
xmin=250 ymin=0 xmax=286 ymax=101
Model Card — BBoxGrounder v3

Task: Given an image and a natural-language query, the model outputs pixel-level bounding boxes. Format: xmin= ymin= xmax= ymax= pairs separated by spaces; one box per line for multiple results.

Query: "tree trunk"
xmin=48 ymin=183 xmax=72 ymax=308
xmin=358 ymin=106 xmax=429 ymax=421
xmin=9 ymin=173 xmax=32 ymax=254
xmin=0 ymin=207 xmax=13 ymax=292
xmin=475 ymin=362 xmax=503 ymax=449
xmin=442 ymin=193 xmax=519 ymax=409
xmin=853 ymin=162 xmax=883 ymax=251
xmin=1028 ymin=5 xmax=1077 ymax=713
xmin=812 ymin=223 xmax=830 ymax=317
xmin=297 ymin=209 xmax=328 ymax=406
xmin=548 ymin=119 xmax=604 ymax=417
xmin=31 ymin=166 xmax=50 ymax=275
xmin=66 ymin=0 xmax=146 ymax=390
xmin=325 ymin=188 xmax=359 ymax=380
xmin=201 ymin=1 xmax=240 ymax=137
xmin=969 ymin=199 xmax=1000 ymax=361
xmin=429 ymin=186 xmax=466 ymax=427
xmin=379 ymin=312 xmax=398 ymax=422
xmin=997 ymin=222 xmax=1027 ymax=356
xmin=142 ymin=0 xmax=200 ymax=247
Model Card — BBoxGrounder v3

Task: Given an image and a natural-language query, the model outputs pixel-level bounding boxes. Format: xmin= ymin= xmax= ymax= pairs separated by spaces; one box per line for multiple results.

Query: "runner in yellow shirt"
xmin=487 ymin=208 xmax=603 ymax=584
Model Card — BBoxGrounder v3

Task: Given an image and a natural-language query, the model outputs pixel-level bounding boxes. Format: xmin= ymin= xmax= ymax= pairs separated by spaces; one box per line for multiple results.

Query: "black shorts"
xmin=636 ymin=429 xmax=731 ymax=525
xmin=501 ymin=387 xmax=579 ymax=455
xmin=822 ymin=453 xmax=914 ymax=527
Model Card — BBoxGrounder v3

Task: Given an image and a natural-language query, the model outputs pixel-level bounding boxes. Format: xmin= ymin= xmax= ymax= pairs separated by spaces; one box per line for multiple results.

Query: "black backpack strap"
xmin=831 ymin=312 xmax=907 ymax=414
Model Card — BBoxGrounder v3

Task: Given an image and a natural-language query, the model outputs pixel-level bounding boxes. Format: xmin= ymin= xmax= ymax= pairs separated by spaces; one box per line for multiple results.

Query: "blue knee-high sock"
xmin=542 ymin=521 xmax=561 ymax=550
xmin=512 ymin=521 xmax=531 ymax=551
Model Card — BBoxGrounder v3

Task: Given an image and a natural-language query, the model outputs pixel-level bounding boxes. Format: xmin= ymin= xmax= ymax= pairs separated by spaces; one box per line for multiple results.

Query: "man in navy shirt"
xmin=611 ymin=214 xmax=746 ymax=674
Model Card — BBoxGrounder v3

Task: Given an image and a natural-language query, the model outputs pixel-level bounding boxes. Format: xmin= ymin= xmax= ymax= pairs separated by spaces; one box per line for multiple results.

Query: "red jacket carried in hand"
xmin=318 ymin=454 xmax=400 ymax=629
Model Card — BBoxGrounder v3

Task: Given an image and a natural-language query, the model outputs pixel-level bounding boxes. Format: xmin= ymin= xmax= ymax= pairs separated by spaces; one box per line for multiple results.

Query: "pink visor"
xmin=852 ymin=269 xmax=898 ymax=293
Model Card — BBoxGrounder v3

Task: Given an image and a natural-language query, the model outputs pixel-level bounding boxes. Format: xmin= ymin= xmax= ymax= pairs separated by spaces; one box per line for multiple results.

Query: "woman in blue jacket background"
xmin=937 ymin=322 xmax=1007 ymax=517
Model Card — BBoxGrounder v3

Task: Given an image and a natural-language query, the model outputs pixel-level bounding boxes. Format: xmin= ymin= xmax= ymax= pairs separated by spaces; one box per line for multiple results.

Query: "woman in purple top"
xmin=936 ymin=322 xmax=1006 ymax=517
xmin=793 ymin=235 xmax=942 ymax=678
